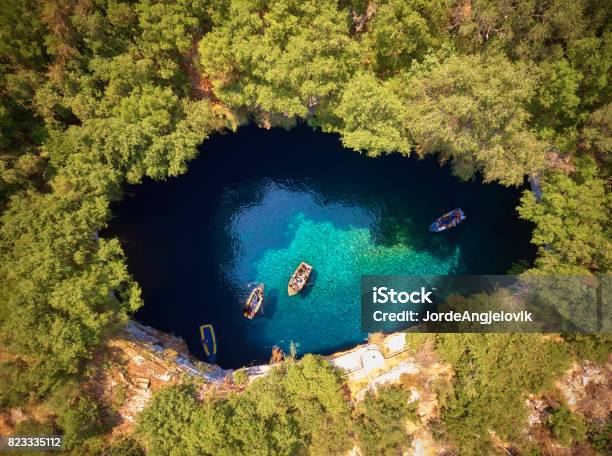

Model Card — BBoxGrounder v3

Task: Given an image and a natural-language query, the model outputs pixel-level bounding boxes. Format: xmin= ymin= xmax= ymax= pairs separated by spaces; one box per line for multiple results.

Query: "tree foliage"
xmin=403 ymin=53 xmax=547 ymax=185
xmin=0 ymin=157 xmax=141 ymax=393
xmin=547 ymin=405 xmax=587 ymax=447
xmin=518 ymin=156 xmax=611 ymax=273
xmin=138 ymin=384 xmax=199 ymax=456
xmin=45 ymin=383 xmax=108 ymax=450
xmin=562 ymin=334 xmax=612 ymax=364
xmin=433 ymin=334 xmax=570 ymax=453
xmin=353 ymin=385 xmax=417 ymax=456
xmin=139 ymin=355 xmax=352 ymax=456
xmin=451 ymin=0 xmax=609 ymax=64
xmin=0 ymin=0 xmax=231 ymax=403
xmin=0 ymin=360 xmax=31 ymax=409
xmin=333 ymin=71 xmax=410 ymax=155
xmin=361 ymin=0 xmax=448 ymax=76
xmin=199 ymin=0 xmax=359 ymax=118
xmin=0 ymin=0 xmax=609 ymax=453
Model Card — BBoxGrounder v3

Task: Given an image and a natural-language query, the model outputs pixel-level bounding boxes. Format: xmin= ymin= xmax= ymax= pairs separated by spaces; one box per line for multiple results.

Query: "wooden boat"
xmin=287 ymin=262 xmax=313 ymax=296
xmin=429 ymin=208 xmax=466 ymax=232
xmin=199 ymin=324 xmax=217 ymax=363
xmin=243 ymin=283 xmax=264 ymax=319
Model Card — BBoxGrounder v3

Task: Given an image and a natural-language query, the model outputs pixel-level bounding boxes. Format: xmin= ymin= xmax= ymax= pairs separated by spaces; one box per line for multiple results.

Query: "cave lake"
xmin=107 ymin=125 xmax=536 ymax=367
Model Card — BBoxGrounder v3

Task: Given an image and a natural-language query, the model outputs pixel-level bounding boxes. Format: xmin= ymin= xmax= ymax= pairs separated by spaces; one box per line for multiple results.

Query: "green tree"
xmin=568 ymin=32 xmax=612 ymax=110
xmin=361 ymin=0 xmax=447 ymax=76
xmin=0 ymin=158 xmax=141 ymax=395
xmin=138 ymin=384 xmax=199 ymax=456
xmin=0 ymin=360 xmax=31 ymax=409
xmin=547 ymin=406 xmax=586 ymax=447
xmin=403 ymin=54 xmax=547 ymax=185
xmin=0 ymin=0 xmax=47 ymax=68
xmin=354 ymin=385 xmax=416 ymax=456
xmin=530 ymin=59 xmax=582 ymax=150
xmin=332 ymin=71 xmax=410 ymax=155
xmin=108 ymin=437 xmax=146 ymax=456
xmin=434 ymin=334 xmax=570 ymax=453
xmin=135 ymin=0 xmax=209 ymax=89
xmin=452 ymin=0 xmax=604 ymax=62
xmin=581 ymin=103 xmax=612 ymax=171
xmin=518 ymin=156 xmax=611 ymax=273
xmin=63 ymin=88 xmax=225 ymax=183
xmin=0 ymin=0 xmax=47 ymax=203
xmin=562 ymin=334 xmax=612 ymax=364
xmin=199 ymin=0 xmax=359 ymax=118
xmin=232 ymin=369 xmax=249 ymax=386
xmin=139 ymin=355 xmax=352 ymax=456
xmin=588 ymin=420 xmax=612 ymax=454
xmin=47 ymin=384 xmax=108 ymax=449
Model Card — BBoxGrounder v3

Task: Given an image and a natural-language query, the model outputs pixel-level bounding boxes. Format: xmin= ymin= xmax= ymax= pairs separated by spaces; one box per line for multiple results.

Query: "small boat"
xmin=243 ymin=283 xmax=264 ymax=319
xmin=287 ymin=262 xmax=313 ymax=296
xmin=199 ymin=324 xmax=217 ymax=363
xmin=429 ymin=208 xmax=466 ymax=232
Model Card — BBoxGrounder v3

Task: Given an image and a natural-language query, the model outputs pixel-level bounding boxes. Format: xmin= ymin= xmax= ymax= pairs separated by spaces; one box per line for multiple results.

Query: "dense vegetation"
xmin=139 ymin=355 xmax=354 ymax=456
xmin=0 ymin=0 xmax=610 ymax=454
xmin=137 ymin=355 xmax=422 ymax=456
xmin=353 ymin=385 xmax=417 ymax=455
xmin=546 ymin=405 xmax=587 ymax=447
xmin=433 ymin=333 xmax=571 ymax=453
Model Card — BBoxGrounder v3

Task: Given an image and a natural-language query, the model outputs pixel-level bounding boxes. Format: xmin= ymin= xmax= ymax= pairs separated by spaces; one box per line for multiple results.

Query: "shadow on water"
xmin=261 ymin=288 xmax=280 ymax=320
xmin=299 ymin=270 xmax=318 ymax=299
xmin=105 ymin=124 xmax=536 ymax=367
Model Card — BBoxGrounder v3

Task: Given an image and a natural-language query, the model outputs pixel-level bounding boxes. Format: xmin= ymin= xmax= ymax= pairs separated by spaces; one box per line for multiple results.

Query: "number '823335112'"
xmin=1 ymin=436 xmax=63 ymax=451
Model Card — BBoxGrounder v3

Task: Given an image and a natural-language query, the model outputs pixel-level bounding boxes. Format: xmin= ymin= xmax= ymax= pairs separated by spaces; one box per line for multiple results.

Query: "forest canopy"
xmin=0 ymin=0 xmax=610 ymax=454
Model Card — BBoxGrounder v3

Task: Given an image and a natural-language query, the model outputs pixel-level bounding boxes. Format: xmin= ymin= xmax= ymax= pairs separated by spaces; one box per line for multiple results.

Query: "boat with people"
xmin=288 ymin=262 xmax=313 ymax=296
xmin=429 ymin=208 xmax=466 ymax=232
xmin=243 ymin=283 xmax=264 ymax=319
xmin=199 ymin=324 xmax=217 ymax=363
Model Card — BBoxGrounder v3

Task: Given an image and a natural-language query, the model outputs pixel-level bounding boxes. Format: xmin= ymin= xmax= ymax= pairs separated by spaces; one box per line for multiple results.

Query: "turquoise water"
xmin=245 ymin=211 xmax=459 ymax=355
xmin=108 ymin=125 xmax=535 ymax=367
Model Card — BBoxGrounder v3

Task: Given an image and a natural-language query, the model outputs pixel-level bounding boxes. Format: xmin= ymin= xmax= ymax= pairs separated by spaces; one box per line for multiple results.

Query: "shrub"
xmin=404 ymin=333 xmax=433 ymax=353
xmin=354 ymin=385 xmax=416 ymax=456
xmin=232 ymin=369 xmax=248 ymax=386
xmin=588 ymin=420 xmax=612 ymax=454
xmin=13 ymin=418 xmax=57 ymax=436
xmin=138 ymin=384 xmax=198 ymax=456
xmin=139 ymin=355 xmax=352 ymax=456
xmin=562 ymin=334 xmax=612 ymax=364
xmin=434 ymin=334 xmax=570 ymax=453
xmin=108 ymin=437 xmax=146 ymax=456
xmin=0 ymin=361 xmax=31 ymax=409
xmin=9 ymin=419 xmax=60 ymax=456
xmin=46 ymin=384 xmax=108 ymax=450
xmin=546 ymin=406 xmax=586 ymax=447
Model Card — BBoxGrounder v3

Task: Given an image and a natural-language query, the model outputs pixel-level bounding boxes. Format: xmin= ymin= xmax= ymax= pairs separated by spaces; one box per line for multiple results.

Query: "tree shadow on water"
xmin=298 ymin=269 xmax=318 ymax=298
xmin=372 ymin=215 xmax=459 ymax=262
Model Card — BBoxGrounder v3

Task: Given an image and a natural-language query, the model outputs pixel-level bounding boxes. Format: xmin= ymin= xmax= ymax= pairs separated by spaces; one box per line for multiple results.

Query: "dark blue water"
xmin=107 ymin=125 xmax=535 ymax=367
